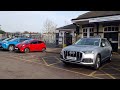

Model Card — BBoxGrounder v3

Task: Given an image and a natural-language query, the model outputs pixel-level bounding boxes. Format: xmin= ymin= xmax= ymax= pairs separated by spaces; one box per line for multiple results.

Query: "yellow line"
xmin=99 ymin=63 xmax=116 ymax=79
xmin=88 ymin=71 xmax=97 ymax=76
xmin=99 ymin=63 xmax=111 ymax=70
xmin=9 ymin=55 xmax=47 ymax=66
xmin=4 ymin=54 xmax=103 ymax=79
xmin=12 ymin=55 xmax=102 ymax=79
xmin=113 ymin=63 xmax=120 ymax=67
xmin=47 ymin=61 xmax=62 ymax=66
xmin=100 ymin=70 xmax=116 ymax=79
xmin=94 ymin=74 xmax=120 ymax=76
xmin=110 ymin=66 xmax=120 ymax=72
xmin=55 ymin=57 xmax=61 ymax=62
xmin=42 ymin=58 xmax=49 ymax=66
xmin=49 ymin=65 xmax=103 ymax=79
xmin=43 ymin=56 xmax=55 ymax=58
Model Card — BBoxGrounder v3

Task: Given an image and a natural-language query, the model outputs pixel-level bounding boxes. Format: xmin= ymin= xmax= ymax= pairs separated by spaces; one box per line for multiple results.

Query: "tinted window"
xmin=31 ymin=41 xmax=38 ymax=44
xmin=38 ymin=41 xmax=43 ymax=44
xmin=19 ymin=39 xmax=28 ymax=42
xmin=9 ymin=38 xmax=18 ymax=42
xmin=22 ymin=40 xmax=31 ymax=44
xmin=3 ymin=38 xmax=13 ymax=41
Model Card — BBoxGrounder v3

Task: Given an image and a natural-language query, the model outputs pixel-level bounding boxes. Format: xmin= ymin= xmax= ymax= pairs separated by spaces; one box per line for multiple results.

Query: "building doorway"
xmin=65 ymin=32 xmax=72 ymax=46
xmin=104 ymin=26 xmax=119 ymax=52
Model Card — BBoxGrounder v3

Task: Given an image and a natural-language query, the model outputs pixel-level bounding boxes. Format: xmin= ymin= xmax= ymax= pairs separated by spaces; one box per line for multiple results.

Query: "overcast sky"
xmin=0 ymin=11 xmax=89 ymax=33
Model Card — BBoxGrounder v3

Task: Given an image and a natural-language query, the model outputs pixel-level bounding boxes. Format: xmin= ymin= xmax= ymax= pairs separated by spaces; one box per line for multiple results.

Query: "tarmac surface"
xmin=0 ymin=48 xmax=120 ymax=79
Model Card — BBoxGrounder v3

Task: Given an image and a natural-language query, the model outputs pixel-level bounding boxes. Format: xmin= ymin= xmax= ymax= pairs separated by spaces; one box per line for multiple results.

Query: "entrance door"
xmin=104 ymin=26 xmax=119 ymax=52
xmin=65 ymin=32 xmax=72 ymax=46
xmin=104 ymin=32 xmax=118 ymax=52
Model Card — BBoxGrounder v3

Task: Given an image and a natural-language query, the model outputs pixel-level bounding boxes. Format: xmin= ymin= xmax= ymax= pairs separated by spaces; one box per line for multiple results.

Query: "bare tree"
xmin=42 ymin=19 xmax=57 ymax=43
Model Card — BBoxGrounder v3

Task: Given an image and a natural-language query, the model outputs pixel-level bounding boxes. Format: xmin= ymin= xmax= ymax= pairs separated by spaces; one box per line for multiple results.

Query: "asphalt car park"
xmin=0 ymin=49 xmax=120 ymax=79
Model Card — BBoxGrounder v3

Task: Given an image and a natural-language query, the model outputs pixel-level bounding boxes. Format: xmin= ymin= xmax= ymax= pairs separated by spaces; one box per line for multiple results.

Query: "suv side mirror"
xmin=101 ymin=43 xmax=105 ymax=47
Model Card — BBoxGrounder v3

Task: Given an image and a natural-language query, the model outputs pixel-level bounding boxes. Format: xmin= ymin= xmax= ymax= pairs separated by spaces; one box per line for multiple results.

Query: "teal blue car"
xmin=1 ymin=38 xmax=31 ymax=51
xmin=0 ymin=38 xmax=13 ymax=48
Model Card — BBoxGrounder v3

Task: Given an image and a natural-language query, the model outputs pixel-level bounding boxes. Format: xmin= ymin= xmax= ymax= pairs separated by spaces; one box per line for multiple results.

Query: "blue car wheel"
xmin=8 ymin=45 xmax=15 ymax=52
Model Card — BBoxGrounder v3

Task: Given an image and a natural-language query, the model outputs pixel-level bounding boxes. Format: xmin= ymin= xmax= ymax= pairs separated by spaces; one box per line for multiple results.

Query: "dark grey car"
xmin=60 ymin=38 xmax=112 ymax=70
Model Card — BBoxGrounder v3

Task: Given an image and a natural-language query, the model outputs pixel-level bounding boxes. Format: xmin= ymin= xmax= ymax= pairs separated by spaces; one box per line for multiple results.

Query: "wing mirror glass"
xmin=101 ymin=43 xmax=105 ymax=47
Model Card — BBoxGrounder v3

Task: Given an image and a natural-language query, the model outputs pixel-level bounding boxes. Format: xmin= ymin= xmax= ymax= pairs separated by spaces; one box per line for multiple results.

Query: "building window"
xmin=104 ymin=26 xmax=119 ymax=32
xmin=61 ymin=32 xmax=63 ymax=35
xmin=89 ymin=28 xmax=94 ymax=37
xmin=83 ymin=27 xmax=94 ymax=38
xmin=83 ymin=28 xmax=87 ymax=38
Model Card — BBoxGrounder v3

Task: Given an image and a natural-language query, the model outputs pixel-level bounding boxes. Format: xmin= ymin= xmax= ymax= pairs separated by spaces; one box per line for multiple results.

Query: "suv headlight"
xmin=82 ymin=51 xmax=94 ymax=54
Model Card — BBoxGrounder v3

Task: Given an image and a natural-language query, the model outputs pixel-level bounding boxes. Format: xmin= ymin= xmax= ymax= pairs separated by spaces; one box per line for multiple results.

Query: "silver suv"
xmin=60 ymin=38 xmax=112 ymax=70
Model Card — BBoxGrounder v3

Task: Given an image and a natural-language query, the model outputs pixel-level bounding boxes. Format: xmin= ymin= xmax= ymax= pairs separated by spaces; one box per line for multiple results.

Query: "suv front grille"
xmin=64 ymin=51 xmax=82 ymax=60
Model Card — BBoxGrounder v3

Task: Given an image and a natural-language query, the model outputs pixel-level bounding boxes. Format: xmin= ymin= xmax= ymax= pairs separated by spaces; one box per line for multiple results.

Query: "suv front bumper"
xmin=60 ymin=53 xmax=96 ymax=66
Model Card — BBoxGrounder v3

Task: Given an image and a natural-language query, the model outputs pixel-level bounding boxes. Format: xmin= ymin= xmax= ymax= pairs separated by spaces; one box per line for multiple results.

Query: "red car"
xmin=15 ymin=39 xmax=46 ymax=53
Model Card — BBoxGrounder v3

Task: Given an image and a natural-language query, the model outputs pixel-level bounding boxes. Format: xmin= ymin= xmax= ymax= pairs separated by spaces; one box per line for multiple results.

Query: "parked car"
xmin=15 ymin=39 xmax=46 ymax=53
xmin=60 ymin=37 xmax=112 ymax=70
xmin=1 ymin=38 xmax=31 ymax=51
xmin=0 ymin=38 xmax=14 ymax=48
xmin=0 ymin=37 xmax=7 ymax=42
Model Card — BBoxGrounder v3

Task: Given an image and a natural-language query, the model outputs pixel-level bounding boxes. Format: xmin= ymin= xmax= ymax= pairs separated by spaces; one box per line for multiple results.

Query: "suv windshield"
xmin=75 ymin=38 xmax=100 ymax=46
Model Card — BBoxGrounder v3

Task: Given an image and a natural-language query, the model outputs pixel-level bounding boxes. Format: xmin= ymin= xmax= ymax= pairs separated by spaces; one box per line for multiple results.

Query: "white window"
xmin=104 ymin=26 xmax=119 ymax=32
xmin=82 ymin=27 xmax=94 ymax=38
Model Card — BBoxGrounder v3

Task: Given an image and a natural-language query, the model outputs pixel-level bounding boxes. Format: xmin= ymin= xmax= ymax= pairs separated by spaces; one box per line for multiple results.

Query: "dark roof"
xmin=72 ymin=11 xmax=120 ymax=20
xmin=56 ymin=24 xmax=76 ymax=30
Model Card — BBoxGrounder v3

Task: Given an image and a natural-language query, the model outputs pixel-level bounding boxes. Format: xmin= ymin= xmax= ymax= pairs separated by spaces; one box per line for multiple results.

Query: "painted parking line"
xmin=88 ymin=71 xmax=97 ymax=76
xmin=7 ymin=54 xmax=103 ymax=79
xmin=110 ymin=66 xmax=120 ymax=72
xmin=42 ymin=56 xmax=61 ymax=66
xmin=100 ymin=70 xmax=116 ymax=79
xmin=2 ymin=54 xmax=103 ymax=79
xmin=6 ymin=54 xmax=46 ymax=66
xmin=98 ymin=63 xmax=116 ymax=79
xmin=49 ymin=65 xmax=103 ymax=79
xmin=113 ymin=63 xmax=120 ymax=67
xmin=3 ymin=52 xmax=117 ymax=79
xmin=88 ymin=63 xmax=111 ymax=77
xmin=54 ymin=57 xmax=61 ymax=62
xmin=94 ymin=73 xmax=120 ymax=76
xmin=46 ymin=61 xmax=62 ymax=66
xmin=42 ymin=58 xmax=51 ymax=66
xmin=46 ymin=57 xmax=62 ymax=66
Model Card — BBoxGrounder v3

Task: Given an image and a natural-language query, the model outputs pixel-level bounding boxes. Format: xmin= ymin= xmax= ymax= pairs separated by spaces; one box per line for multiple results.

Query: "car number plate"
xmin=67 ymin=56 xmax=76 ymax=60
xmin=15 ymin=48 xmax=18 ymax=50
